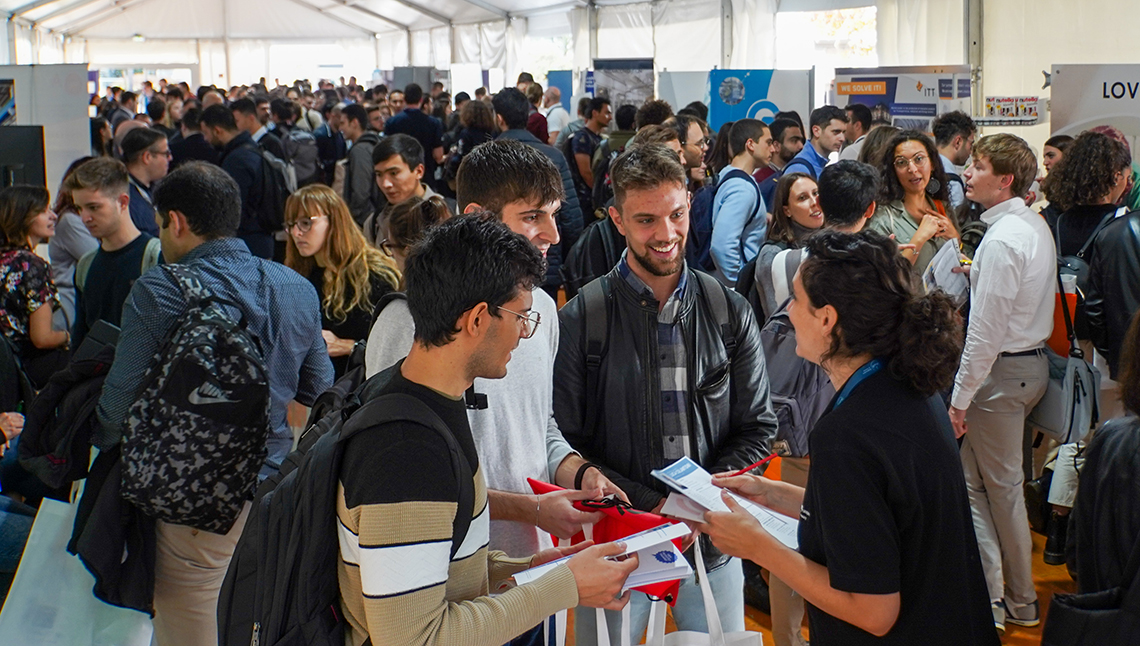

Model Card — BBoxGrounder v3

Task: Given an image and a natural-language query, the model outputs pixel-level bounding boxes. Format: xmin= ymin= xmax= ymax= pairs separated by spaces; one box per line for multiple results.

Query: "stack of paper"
xmin=652 ymin=456 xmax=800 ymax=550
xmin=513 ymin=522 xmax=692 ymax=591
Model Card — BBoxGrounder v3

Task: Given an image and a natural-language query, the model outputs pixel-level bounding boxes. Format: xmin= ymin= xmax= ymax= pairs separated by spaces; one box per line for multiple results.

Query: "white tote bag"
xmin=0 ymin=497 xmax=154 ymax=646
xmin=643 ymin=541 xmax=763 ymax=646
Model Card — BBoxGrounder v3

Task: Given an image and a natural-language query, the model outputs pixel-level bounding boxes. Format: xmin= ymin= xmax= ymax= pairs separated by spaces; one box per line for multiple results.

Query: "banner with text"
xmin=1051 ymin=64 xmax=1140 ymax=151
xmin=832 ymin=66 xmax=971 ymax=133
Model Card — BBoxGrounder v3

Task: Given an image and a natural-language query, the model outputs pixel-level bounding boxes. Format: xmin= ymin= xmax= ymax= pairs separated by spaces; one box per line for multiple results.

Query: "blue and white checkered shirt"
xmin=616 ymin=252 xmax=691 ymax=461
xmin=96 ymin=238 xmax=334 ymax=476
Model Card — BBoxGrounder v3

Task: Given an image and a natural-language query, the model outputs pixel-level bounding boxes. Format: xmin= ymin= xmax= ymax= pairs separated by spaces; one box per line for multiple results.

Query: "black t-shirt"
xmin=74 ymin=233 xmax=158 ymax=347
xmin=306 ymin=266 xmax=395 ymax=378
xmin=1051 ymin=203 xmax=1118 ymax=257
xmin=797 ymin=368 xmax=998 ymax=646
xmin=339 ymin=363 xmax=477 ymax=510
xmin=384 ymin=109 xmax=444 ymax=185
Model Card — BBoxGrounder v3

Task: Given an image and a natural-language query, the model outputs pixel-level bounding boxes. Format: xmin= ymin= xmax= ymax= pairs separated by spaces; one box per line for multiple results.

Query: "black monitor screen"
xmin=0 ymin=126 xmax=46 ymax=188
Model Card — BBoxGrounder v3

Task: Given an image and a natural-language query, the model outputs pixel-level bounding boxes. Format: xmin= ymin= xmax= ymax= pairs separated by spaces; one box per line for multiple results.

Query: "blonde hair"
xmin=284 ymin=185 xmax=400 ymax=322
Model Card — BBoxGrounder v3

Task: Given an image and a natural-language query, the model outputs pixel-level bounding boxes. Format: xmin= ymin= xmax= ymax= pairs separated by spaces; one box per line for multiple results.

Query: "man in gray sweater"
xmin=340 ymin=103 xmax=384 ymax=226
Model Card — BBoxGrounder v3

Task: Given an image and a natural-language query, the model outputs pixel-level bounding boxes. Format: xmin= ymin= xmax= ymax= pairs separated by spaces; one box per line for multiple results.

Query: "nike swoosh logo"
xmin=187 ymin=387 xmax=236 ymax=405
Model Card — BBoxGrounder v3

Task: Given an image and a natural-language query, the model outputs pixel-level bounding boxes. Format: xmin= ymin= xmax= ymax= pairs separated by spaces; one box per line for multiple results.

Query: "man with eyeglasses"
xmin=665 ymin=114 xmax=710 ymax=190
xmin=121 ymin=127 xmax=171 ymax=237
xmin=366 ymin=139 xmax=627 ymax=646
xmin=783 ymin=105 xmax=848 ymax=181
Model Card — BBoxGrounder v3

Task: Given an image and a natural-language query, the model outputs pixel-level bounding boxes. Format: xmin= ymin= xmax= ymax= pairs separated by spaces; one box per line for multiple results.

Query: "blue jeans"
xmin=574 ymin=558 xmax=745 ymax=645
xmin=0 ymin=495 xmax=35 ymax=572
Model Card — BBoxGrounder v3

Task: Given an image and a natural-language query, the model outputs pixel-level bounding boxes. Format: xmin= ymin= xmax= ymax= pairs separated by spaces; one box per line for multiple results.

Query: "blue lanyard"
xmin=833 ymin=358 xmax=884 ymax=409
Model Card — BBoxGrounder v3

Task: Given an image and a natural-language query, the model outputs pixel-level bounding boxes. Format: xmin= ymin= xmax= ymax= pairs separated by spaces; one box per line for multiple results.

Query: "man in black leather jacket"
xmin=554 ymin=143 xmax=777 ymax=645
xmin=1086 ymin=209 xmax=1140 ymax=380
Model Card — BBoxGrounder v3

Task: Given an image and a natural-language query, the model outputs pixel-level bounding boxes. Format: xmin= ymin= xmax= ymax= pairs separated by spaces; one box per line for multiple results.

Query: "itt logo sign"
xmin=1103 ymin=81 xmax=1140 ymax=99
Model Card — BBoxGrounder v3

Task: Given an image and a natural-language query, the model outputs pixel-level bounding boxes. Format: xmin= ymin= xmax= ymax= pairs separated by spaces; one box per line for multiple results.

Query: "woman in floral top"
xmin=0 ymin=185 xmax=68 ymax=388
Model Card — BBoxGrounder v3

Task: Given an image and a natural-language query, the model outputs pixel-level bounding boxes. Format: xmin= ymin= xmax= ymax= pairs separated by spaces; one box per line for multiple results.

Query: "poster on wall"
xmin=707 ymin=70 xmax=813 ymax=131
xmin=0 ymin=80 xmax=15 ymax=126
xmin=1051 ymin=64 xmax=1140 ymax=145
xmin=974 ymin=95 xmax=1044 ymax=127
xmin=832 ymin=66 xmax=971 ymax=133
xmin=592 ymin=59 xmax=654 ymax=111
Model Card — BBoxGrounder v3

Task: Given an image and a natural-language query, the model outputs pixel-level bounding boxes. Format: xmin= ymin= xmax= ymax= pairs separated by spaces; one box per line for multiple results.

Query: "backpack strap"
xmin=141 ymin=237 xmax=162 ymax=275
xmin=580 ymin=275 xmax=611 ymax=435
xmin=694 ymin=271 xmax=736 ymax=358
xmin=75 ymin=248 xmax=97 ymax=293
xmin=720 ymin=168 xmax=766 ymax=260
xmin=342 ymin=393 xmax=475 ymax=560
xmin=370 ymin=290 xmax=407 ymax=329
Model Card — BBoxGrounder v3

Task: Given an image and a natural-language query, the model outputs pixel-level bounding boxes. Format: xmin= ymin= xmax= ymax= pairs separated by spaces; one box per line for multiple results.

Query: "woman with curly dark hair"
xmin=1040 ymin=130 xmax=1131 ymax=256
xmin=696 ymin=230 xmax=998 ymax=646
xmin=867 ymin=130 xmax=957 ymax=273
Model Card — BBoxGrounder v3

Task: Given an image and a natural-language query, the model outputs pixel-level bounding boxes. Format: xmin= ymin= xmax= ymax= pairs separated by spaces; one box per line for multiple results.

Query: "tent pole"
xmin=222 ymin=0 xmax=231 ymax=88
xmin=587 ymin=1 xmax=596 ymax=62
xmin=966 ymin=0 xmax=982 ymax=117
xmin=719 ymin=0 xmax=731 ymax=68
xmin=6 ymin=19 xmax=16 ymax=64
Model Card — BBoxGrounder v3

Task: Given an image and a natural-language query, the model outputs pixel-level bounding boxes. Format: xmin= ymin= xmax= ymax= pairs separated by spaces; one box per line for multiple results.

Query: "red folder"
xmin=528 ymin=478 xmax=684 ymax=604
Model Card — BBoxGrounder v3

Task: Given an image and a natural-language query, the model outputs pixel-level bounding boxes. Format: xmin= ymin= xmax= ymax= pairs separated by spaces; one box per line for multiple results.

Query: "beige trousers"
xmin=769 ymin=456 xmax=810 ymax=646
xmin=151 ymin=503 xmax=251 ymax=646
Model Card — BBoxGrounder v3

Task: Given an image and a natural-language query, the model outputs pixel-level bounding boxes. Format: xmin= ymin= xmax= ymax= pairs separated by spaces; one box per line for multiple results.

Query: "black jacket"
xmin=170 ymin=131 xmax=219 ymax=169
xmin=497 ymin=129 xmax=584 ymax=289
xmin=554 ymin=266 xmax=777 ymax=512
xmin=1086 ymin=211 xmax=1140 ymax=379
xmin=218 ymin=131 xmax=267 ymax=235
xmin=1069 ymin=416 xmax=1140 ymax=593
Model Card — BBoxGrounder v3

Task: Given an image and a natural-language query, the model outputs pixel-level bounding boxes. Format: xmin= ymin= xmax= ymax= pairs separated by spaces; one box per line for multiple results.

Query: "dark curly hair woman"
xmin=867 ymin=130 xmax=957 ymax=273
xmin=695 ymin=230 xmax=1000 ymax=646
xmin=1041 ymin=130 xmax=1132 ymax=256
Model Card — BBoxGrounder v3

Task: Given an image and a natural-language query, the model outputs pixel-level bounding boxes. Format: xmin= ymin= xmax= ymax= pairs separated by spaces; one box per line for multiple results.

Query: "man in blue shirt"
xmin=711 ymin=119 xmax=772 ymax=285
xmin=95 ymin=161 xmax=333 ymax=646
xmin=783 ymin=105 xmax=847 ymax=180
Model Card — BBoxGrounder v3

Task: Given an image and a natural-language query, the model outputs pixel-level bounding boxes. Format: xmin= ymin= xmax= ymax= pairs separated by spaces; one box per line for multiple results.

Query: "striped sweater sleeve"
xmin=337 ymin=424 xmax=579 ymax=646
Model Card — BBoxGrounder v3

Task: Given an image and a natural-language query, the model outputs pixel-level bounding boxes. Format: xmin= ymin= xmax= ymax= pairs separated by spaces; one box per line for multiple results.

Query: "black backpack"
xmin=244 ymin=143 xmax=292 ymax=233
xmin=686 ymin=169 xmax=763 ymax=273
xmin=0 ymin=337 xmax=35 ymax=413
xmin=120 ymin=264 xmax=270 ymax=534
xmin=17 ymin=343 xmax=117 ymax=491
xmin=560 ymin=216 xmax=625 ymax=299
xmin=757 ymin=302 xmax=834 ymax=458
xmin=217 ymin=366 xmax=475 ymax=646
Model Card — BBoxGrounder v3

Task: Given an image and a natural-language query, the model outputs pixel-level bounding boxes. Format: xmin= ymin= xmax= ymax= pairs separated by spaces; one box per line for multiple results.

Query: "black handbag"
xmin=1041 ymin=531 xmax=1140 ymax=644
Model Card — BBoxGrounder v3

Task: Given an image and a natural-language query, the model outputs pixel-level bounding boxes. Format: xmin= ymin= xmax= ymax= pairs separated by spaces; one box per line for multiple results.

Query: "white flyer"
xmin=512 ymin=522 xmax=690 ymax=587
xmin=652 ymin=457 xmax=800 ymax=550
xmin=922 ymin=239 xmax=970 ymax=306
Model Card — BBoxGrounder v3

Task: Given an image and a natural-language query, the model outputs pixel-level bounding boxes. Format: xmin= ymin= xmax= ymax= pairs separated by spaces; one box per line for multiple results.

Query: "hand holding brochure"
xmin=652 ymin=457 xmax=800 ymax=550
xmin=512 ymin=522 xmax=692 ymax=589
xmin=922 ymin=239 xmax=970 ymax=306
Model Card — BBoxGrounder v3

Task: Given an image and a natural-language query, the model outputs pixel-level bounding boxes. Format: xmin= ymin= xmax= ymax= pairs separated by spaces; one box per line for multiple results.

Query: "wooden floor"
xmin=566 ymin=531 xmax=1073 ymax=645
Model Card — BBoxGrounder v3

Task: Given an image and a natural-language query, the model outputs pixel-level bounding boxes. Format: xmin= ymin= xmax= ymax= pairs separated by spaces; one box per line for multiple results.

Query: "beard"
xmin=629 ymin=239 xmax=685 ymax=277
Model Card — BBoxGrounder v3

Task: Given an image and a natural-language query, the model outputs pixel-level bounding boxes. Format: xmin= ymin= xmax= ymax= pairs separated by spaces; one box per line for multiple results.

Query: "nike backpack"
xmin=120 ymin=264 xmax=270 ymax=534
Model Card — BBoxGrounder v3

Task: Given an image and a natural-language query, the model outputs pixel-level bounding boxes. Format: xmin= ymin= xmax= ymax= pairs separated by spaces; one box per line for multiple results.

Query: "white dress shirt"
xmin=252 ymin=125 xmax=269 ymax=143
xmin=951 ymin=197 xmax=1056 ymax=410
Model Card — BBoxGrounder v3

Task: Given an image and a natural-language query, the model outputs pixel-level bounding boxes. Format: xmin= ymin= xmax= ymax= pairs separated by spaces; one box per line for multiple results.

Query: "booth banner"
xmin=833 ymin=66 xmax=971 ymax=133
xmin=707 ymin=70 xmax=813 ymax=131
xmin=546 ymin=70 xmax=573 ymax=111
xmin=592 ymin=59 xmax=655 ymax=111
xmin=658 ymin=71 xmax=708 ymax=115
xmin=1051 ymin=64 xmax=1140 ymax=141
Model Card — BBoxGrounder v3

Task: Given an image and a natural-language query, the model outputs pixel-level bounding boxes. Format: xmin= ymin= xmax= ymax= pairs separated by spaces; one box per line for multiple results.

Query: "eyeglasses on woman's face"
xmin=285 ymin=214 xmax=327 ymax=234
xmin=893 ymin=153 xmax=929 ymax=171
xmin=377 ymin=238 xmax=406 ymax=257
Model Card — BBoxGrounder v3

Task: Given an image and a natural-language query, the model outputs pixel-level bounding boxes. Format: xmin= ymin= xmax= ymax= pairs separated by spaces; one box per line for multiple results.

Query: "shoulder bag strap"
xmin=1076 ymin=211 xmax=1119 ymax=259
xmin=695 ymin=271 xmax=735 ymax=358
xmin=1056 ymin=272 xmax=1080 ymax=357
xmin=75 ymin=249 xmax=97 ymax=292
xmin=581 ymin=276 xmax=610 ymax=435
xmin=141 ymin=238 xmax=162 ymax=275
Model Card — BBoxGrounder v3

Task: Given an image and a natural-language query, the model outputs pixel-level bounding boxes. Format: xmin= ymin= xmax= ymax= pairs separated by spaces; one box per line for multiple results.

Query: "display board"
xmin=592 ymin=59 xmax=655 ymax=111
xmin=707 ymin=69 xmax=814 ymax=131
xmin=658 ymin=71 xmax=708 ymax=113
xmin=0 ymin=65 xmax=89 ymax=190
xmin=1051 ymin=64 xmax=1140 ymax=151
xmin=546 ymin=70 xmax=573 ymax=112
xmin=832 ymin=65 xmax=971 ymax=133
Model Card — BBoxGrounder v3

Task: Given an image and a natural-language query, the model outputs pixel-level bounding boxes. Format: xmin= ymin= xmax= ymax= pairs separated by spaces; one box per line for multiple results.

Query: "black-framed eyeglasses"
xmin=377 ymin=237 xmax=404 ymax=257
xmin=285 ymin=214 xmax=327 ymax=234
xmin=495 ymin=305 xmax=541 ymax=339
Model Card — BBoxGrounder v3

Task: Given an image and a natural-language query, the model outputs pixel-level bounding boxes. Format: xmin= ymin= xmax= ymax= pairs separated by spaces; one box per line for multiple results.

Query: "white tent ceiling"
xmin=2 ymin=0 xmax=587 ymax=39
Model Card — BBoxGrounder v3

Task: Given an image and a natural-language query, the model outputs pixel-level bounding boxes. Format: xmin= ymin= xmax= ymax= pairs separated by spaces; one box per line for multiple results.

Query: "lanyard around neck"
xmin=833 ymin=358 xmax=884 ymax=409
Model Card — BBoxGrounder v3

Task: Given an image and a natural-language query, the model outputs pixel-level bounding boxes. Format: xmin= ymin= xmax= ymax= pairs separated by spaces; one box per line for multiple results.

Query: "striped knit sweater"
xmin=336 ymin=370 xmax=579 ymax=646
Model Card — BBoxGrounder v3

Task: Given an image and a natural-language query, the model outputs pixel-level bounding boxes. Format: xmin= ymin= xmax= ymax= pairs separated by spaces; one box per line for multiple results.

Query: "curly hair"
xmin=283 ymin=184 xmax=400 ymax=323
xmin=877 ymin=129 xmax=950 ymax=205
xmin=1041 ymin=131 xmax=1131 ymax=212
xmin=799 ymin=229 xmax=963 ymax=396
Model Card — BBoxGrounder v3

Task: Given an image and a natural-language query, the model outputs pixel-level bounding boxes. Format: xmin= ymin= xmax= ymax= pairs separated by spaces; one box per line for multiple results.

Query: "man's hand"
xmin=579 ymin=467 xmax=629 ymax=504
xmin=0 ymin=412 xmax=24 ymax=442
xmin=949 ymin=406 xmax=968 ymax=438
xmin=531 ymin=539 xmax=594 ymax=568
xmin=537 ymin=489 xmax=605 ymax=539
xmin=566 ymin=542 xmax=639 ymax=610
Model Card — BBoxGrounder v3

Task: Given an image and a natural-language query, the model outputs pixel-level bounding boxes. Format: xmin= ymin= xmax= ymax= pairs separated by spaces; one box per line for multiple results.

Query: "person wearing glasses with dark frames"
xmin=121 ymin=126 xmax=171 ymax=237
xmin=282 ymin=184 xmax=399 ymax=379
xmin=366 ymin=139 xmax=630 ymax=646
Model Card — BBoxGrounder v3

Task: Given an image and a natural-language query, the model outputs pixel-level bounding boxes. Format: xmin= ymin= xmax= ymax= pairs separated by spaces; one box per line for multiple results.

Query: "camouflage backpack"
xmin=121 ymin=264 xmax=270 ymax=534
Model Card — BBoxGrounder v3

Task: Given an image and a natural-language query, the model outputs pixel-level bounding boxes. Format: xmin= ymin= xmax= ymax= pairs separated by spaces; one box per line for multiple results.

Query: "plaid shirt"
xmin=617 ymin=252 xmax=691 ymax=461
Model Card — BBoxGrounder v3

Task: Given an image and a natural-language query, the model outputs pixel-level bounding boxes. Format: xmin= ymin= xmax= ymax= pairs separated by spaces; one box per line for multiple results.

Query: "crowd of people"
xmin=0 ymin=70 xmax=1137 ymax=646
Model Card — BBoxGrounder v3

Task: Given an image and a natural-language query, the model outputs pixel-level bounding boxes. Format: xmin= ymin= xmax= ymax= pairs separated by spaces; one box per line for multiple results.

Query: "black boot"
xmin=1044 ymin=511 xmax=1069 ymax=566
